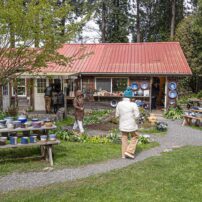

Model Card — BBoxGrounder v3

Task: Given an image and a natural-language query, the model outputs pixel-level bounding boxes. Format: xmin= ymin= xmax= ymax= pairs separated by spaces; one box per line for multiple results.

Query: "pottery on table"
xmin=32 ymin=121 xmax=42 ymax=128
xmin=0 ymin=137 xmax=7 ymax=145
xmin=7 ymin=123 xmax=14 ymax=129
xmin=18 ymin=115 xmax=27 ymax=123
xmin=10 ymin=136 xmax=18 ymax=145
xmin=40 ymin=135 xmax=47 ymax=142
xmin=13 ymin=121 xmax=21 ymax=128
xmin=4 ymin=117 xmax=14 ymax=124
xmin=30 ymin=136 xmax=37 ymax=143
xmin=49 ymin=134 xmax=56 ymax=141
xmin=0 ymin=120 xmax=6 ymax=125
xmin=21 ymin=137 xmax=29 ymax=144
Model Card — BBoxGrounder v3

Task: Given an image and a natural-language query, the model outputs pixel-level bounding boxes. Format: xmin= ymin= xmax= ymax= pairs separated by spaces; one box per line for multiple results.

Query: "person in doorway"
xmin=44 ymin=84 xmax=53 ymax=113
xmin=73 ymin=90 xmax=84 ymax=134
xmin=151 ymin=82 xmax=160 ymax=109
xmin=52 ymin=91 xmax=58 ymax=114
xmin=116 ymin=87 xmax=140 ymax=159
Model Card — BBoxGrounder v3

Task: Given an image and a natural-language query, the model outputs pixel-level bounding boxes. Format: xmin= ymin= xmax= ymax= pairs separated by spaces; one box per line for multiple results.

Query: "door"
xmin=34 ymin=79 xmax=49 ymax=111
xmin=2 ymin=84 xmax=10 ymax=111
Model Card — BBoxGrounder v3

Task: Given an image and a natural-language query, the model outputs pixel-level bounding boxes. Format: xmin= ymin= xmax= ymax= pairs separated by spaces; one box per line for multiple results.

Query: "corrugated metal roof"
xmin=42 ymin=42 xmax=192 ymax=75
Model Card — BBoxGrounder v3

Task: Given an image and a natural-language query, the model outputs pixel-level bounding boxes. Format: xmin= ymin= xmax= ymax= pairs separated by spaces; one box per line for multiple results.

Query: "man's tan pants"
xmin=121 ymin=131 xmax=139 ymax=157
xmin=44 ymin=96 xmax=52 ymax=113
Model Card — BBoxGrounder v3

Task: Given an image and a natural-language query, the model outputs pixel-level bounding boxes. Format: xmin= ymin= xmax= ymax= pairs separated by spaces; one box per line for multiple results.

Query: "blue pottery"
xmin=10 ymin=136 xmax=18 ymax=145
xmin=21 ymin=137 xmax=29 ymax=144
xmin=30 ymin=136 xmax=37 ymax=143
xmin=49 ymin=134 xmax=56 ymax=141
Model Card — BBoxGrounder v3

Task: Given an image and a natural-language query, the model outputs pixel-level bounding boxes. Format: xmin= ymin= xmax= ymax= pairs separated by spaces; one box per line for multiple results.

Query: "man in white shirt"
xmin=116 ymin=87 xmax=140 ymax=159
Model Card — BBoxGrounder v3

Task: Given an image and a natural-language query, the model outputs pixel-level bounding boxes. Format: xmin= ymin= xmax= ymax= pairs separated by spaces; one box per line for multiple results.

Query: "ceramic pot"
xmin=30 ymin=136 xmax=37 ymax=143
xmin=10 ymin=136 xmax=18 ymax=145
xmin=18 ymin=115 xmax=27 ymax=123
xmin=49 ymin=134 xmax=56 ymax=141
xmin=148 ymin=114 xmax=157 ymax=125
xmin=21 ymin=137 xmax=29 ymax=144
xmin=0 ymin=137 xmax=7 ymax=145
xmin=40 ymin=135 xmax=47 ymax=142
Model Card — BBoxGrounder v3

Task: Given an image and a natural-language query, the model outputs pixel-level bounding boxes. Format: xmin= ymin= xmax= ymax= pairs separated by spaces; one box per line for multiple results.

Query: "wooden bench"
xmin=182 ymin=115 xmax=202 ymax=126
xmin=0 ymin=140 xmax=60 ymax=166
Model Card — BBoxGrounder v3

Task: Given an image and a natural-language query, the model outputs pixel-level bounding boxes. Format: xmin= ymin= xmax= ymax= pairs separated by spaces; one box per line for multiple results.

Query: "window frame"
xmin=36 ymin=78 xmax=47 ymax=94
xmin=12 ymin=78 xmax=27 ymax=97
xmin=95 ymin=77 xmax=129 ymax=93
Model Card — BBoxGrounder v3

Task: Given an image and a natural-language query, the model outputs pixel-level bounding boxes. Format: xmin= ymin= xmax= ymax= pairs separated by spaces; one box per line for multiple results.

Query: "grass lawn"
xmin=0 ymin=141 xmax=158 ymax=176
xmin=1 ymin=146 xmax=201 ymax=202
xmin=190 ymin=125 xmax=202 ymax=131
xmin=139 ymin=127 xmax=167 ymax=136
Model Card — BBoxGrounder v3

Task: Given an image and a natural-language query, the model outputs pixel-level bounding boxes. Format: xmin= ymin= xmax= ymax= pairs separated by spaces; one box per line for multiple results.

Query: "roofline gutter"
xmin=80 ymin=72 xmax=192 ymax=77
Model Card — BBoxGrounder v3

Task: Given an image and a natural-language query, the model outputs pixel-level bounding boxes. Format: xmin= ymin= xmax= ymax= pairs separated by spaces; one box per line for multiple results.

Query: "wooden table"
xmin=182 ymin=115 xmax=202 ymax=126
xmin=0 ymin=125 xmax=59 ymax=166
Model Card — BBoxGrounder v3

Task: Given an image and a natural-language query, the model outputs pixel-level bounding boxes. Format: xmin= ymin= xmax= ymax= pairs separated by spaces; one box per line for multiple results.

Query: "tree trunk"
xmin=136 ymin=0 xmax=141 ymax=42
xmin=9 ymin=23 xmax=15 ymax=48
xmin=101 ymin=1 xmax=107 ymax=43
xmin=170 ymin=0 xmax=176 ymax=40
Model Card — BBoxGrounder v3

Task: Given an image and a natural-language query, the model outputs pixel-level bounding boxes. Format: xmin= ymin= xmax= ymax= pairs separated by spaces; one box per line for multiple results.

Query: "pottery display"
xmin=141 ymin=81 xmax=149 ymax=90
xmin=131 ymin=82 xmax=138 ymax=90
xmin=21 ymin=137 xmax=29 ymax=144
xmin=0 ymin=120 xmax=6 ymax=125
xmin=44 ymin=122 xmax=53 ymax=127
xmin=137 ymin=89 xmax=143 ymax=96
xmin=10 ymin=136 xmax=18 ymax=145
xmin=49 ymin=134 xmax=56 ymax=141
xmin=169 ymin=99 xmax=176 ymax=105
xmin=18 ymin=115 xmax=27 ymax=123
xmin=168 ymin=90 xmax=177 ymax=99
xmin=30 ymin=136 xmax=37 ymax=143
xmin=40 ymin=135 xmax=47 ymax=142
xmin=7 ymin=123 xmax=14 ymax=129
xmin=13 ymin=121 xmax=21 ymax=128
xmin=32 ymin=121 xmax=42 ymax=128
xmin=4 ymin=117 xmax=13 ymax=124
xmin=0 ymin=137 xmax=7 ymax=145
xmin=168 ymin=82 xmax=177 ymax=90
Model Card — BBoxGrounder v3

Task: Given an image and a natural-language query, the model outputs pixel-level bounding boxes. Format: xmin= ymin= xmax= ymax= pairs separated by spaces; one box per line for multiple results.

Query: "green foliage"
xmin=138 ymin=135 xmax=150 ymax=144
xmin=175 ymin=13 xmax=202 ymax=92
xmin=0 ymin=111 xmax=6 ymax=120
xmin=83 ymin=110 xmax=111 ymax=125
xmin=196 ymin=90 xmax=202 ymax=99
xmin=0 ymin=0 xmax=89 ymax=84
xmin=164 ymin=106 xmax=184 ymax=120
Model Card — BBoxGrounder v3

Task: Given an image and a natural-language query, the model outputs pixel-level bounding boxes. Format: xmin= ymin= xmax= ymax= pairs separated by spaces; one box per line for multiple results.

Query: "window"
xmin=96 ymin=78 xmax=111 ymax=92
xmin=12 ymin=79 xmax=26 ymax=96
xmin=112 ymin=78 xmax=128 ymax=92
xmin=37 ymin=79 xmax=46 ymax=93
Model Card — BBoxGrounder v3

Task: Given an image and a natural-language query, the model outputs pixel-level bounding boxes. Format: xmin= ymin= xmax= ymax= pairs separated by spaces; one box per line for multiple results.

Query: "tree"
xmin=0 ymin=0 xmax=87 ymax=86
xmin=94 ymin=0 xmax=129 ymax=43
xmin=175 ymin=7 xmax=202 ymax=92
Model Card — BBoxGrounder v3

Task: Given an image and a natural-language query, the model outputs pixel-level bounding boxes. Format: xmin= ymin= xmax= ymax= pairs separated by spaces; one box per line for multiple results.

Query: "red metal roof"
xmin=43 ymin=42 xmax=192 ymax=75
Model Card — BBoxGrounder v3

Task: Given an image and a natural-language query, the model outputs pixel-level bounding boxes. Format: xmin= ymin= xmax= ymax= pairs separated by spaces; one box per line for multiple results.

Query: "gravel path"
xmin=0 ymin=119 xmax=202 ymax=192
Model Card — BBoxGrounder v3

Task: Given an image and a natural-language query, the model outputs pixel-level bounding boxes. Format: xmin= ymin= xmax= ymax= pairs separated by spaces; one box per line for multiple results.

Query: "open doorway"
xmin=151 ymin=77 xmax=166 ymax=110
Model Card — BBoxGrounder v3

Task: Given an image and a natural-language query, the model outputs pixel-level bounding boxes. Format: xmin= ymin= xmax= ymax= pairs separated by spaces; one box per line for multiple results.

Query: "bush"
xmin=156 ymin=121 xmax=168 ymax=131
xmin=164 ymin=106 xmax=183 ymax=120
xmin=138 ymin=135 xmax=150 ymax=144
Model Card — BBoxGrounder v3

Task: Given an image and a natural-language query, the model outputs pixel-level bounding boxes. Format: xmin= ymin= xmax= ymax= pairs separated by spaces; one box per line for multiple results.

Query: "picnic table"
xmin=0 ymin=125 xmax=60 ymax=166
xmin=187 ymin=98 xmax=202 ymax=109
xmin=182 ymin=109 xmax=202 ymax=127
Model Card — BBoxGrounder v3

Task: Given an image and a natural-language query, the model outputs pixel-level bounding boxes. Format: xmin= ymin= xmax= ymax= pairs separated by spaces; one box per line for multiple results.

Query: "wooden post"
xmin=149 ymin=77 xmax=152 ymax=111
xmin=48 ymin=145 xmax=53 ymax=166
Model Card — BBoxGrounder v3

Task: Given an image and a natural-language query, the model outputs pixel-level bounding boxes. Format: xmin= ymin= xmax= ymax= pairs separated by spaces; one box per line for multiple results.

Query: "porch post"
xmin=165 ymin=77 xmax=168 ymax=110
xmin=149 ymin=77 xmax=152 ymax=111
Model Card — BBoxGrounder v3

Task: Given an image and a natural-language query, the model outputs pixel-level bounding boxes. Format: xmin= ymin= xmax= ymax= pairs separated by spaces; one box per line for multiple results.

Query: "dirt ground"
xmin=86 ymin=122 xmax=118 ymax=131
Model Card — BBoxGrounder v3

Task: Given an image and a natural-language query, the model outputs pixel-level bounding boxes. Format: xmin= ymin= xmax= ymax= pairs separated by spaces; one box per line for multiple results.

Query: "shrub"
xmin=164 ymin=106 xmax=183 ymax=120
xmin=156 ymin=121 xmax=168 ymax=131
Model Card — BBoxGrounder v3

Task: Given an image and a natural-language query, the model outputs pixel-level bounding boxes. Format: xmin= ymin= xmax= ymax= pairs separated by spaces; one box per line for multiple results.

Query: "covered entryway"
xmin=2 ymin=84 xmax=10 ymax=111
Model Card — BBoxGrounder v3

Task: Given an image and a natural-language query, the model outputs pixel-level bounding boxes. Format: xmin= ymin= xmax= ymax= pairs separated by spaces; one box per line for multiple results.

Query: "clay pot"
xmin=148 ymin=114 xmax=157 ymax=125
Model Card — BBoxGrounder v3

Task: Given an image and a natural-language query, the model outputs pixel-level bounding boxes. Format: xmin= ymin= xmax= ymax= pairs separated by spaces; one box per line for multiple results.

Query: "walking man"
xmin=73 ymin=90 xmax=84 ymax=134
xmin=44 ymin=84 xmax=53 ymax=113
xmin=116 ymin=87 xmax=140 ymax=159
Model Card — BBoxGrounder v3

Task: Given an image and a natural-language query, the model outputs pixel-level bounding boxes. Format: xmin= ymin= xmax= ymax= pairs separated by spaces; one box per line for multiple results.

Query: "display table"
xmin=182 ymin=109 xmax=202 ymax=127
xmin=0 ymin=125 xmax=59 ymax=166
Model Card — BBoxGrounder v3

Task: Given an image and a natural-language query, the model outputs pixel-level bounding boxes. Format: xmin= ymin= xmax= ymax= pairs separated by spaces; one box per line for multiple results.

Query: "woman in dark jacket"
xmin=72 ymin=90 xmax=84 ymax=133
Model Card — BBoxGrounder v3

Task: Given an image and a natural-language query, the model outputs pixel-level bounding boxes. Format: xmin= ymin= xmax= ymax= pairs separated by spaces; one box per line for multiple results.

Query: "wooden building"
xmin=1 ymin=42 xmax=192 ymax=111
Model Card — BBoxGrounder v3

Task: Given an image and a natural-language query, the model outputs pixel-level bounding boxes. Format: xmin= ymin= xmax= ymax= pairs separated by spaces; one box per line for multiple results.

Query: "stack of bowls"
xmin=49 ymin=134 xmax=56 ymax=141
